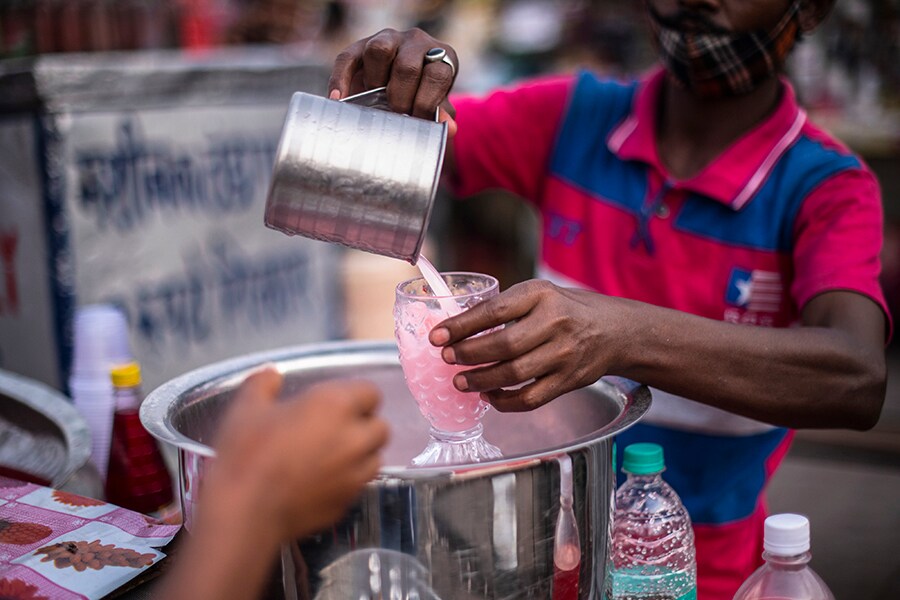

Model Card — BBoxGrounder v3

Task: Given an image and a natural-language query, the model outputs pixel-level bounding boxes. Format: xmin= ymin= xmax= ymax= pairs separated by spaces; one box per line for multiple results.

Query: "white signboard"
xmin=60 ymin=105 xmax=343 ymax=392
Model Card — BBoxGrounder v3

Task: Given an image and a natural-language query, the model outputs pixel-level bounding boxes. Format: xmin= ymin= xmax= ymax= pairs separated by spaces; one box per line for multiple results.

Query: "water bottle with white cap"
xmin=733 ymin=513 xmax=835 ymax=600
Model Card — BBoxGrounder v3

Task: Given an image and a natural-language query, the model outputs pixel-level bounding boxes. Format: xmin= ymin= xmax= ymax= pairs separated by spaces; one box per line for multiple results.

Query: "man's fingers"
xmin=482 ymin=376 xmax=570 ymax=413
xmin=438 ymin=106 xmax=458 ymax=138
xmin=454 ymin=342 xmax=557 ymax=392
xmin=386 ymin=42 xmax=425 ymax=115
xmin=412 ymin=48 xmax=457 ymax=120
xmin=444 ymin=318 xmax=545 ymax=366
xmin=329 ymin=30 xmax=460 ymax=122
xmin=362 ymin=30 xmax=401 ymax=90
xmin=430 ymin=286 xmax=536 ymax=347
xmin=328 ymin=39 xmax=367 ymax=99
xmin=331 ymin=33 xmax=394 ymax=94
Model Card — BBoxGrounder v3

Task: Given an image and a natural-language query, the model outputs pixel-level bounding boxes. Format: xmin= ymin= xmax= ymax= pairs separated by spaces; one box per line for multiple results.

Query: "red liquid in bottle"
xmin=106 ymin=409 xmax=173 ymax=514
xmin=105 ymin=363 xmax=173 ymax=515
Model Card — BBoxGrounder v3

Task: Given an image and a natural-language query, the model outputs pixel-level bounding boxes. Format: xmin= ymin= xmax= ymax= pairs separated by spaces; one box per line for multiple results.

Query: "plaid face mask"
xmin=648 ymin=1 xmax=801 ymax=99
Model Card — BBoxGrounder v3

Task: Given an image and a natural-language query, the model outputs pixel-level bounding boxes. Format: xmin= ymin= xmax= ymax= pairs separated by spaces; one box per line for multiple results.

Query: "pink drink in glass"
xmin=395 ymin=302 xmax=488 ymax=432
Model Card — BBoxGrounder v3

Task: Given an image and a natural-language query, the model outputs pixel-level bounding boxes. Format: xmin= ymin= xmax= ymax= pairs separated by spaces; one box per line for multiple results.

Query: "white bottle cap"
xmin=764 ymin=513 xmax=810 ymax=556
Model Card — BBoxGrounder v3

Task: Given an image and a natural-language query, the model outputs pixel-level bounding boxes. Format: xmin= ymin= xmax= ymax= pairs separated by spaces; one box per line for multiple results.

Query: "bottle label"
xmin=608 ymin=567 xmax=696 ymax=600
xmin=676 ymin=588 xmax=697 ymax=600
xmin=606 ymin=587 xmax=696 ymax=600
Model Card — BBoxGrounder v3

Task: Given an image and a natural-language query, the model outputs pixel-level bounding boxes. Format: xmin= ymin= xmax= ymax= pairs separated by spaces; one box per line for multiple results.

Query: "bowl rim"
xmin=140 ymin=339 xmax=650 ymax=479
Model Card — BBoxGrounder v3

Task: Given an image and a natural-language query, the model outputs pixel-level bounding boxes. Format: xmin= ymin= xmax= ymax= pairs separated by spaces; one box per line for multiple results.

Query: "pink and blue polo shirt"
xmin=450 ymin=68 xmax=889 ymax=599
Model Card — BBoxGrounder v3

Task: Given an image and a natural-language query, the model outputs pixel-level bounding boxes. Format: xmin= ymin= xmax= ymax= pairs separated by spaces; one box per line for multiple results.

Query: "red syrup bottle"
xmin=105 ymin=362 xmax=173 ymax=516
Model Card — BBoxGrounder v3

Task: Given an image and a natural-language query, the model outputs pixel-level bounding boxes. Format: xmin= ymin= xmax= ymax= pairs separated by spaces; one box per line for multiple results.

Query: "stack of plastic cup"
xmin=68 ymin=304 xmax=133 ymax=483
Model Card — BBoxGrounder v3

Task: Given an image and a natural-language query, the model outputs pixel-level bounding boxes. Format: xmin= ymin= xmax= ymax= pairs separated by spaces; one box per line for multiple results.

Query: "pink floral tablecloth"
xmin=0 ymin=476 xmax=180 ymax=599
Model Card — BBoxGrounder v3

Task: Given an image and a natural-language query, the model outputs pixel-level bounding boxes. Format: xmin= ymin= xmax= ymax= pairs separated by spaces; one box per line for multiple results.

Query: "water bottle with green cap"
xmin=606 ymin=443 xmax=697 ymax=600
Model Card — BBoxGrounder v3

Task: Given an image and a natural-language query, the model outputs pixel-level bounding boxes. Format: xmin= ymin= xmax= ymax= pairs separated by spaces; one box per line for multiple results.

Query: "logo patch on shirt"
xmin=547 ymin=213 xmax=583 ymax=246
xmin=725 ymin=268 xmax=783 ymax=313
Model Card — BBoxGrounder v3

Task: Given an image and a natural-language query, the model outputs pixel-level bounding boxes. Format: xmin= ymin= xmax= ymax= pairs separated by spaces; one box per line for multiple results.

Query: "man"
xmin=328 ymin=0 xmax=890 ymax=597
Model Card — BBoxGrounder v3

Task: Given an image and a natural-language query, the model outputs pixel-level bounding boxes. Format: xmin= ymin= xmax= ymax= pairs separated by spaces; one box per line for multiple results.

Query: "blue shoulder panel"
xmin=549 ymin=72 xmax=647 ymax=213
xmin=675 ymin=136 xmax=862 ymax=252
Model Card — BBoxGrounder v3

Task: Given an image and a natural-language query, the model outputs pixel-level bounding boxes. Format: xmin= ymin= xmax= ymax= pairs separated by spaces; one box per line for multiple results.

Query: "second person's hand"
xmin=158 ymin=369 xmax=390 ymax=600
xmin=328 ymin=28 xmax=459 ymax=133
xmin=208 ymin=369 xmax=390 ymax=540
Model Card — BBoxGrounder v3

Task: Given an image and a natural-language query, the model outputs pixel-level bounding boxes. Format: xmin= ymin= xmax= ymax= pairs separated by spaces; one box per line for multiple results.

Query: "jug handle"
xmin=340 ymin=86 xmax=442 ymax=123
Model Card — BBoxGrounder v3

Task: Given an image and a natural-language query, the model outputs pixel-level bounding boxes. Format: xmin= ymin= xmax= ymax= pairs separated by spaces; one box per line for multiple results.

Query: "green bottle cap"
xmin=622 ymin=443 xmax=665 ymax=475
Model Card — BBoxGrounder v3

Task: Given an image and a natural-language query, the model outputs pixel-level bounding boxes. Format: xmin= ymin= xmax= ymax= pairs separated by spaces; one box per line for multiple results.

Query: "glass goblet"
xmin=394 ymin=272 xmax=503 ymax=467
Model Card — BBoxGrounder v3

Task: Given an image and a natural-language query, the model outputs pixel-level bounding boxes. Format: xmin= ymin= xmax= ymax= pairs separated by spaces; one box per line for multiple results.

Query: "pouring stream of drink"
xmin=416 ymin=255 xmax=463 ymax=317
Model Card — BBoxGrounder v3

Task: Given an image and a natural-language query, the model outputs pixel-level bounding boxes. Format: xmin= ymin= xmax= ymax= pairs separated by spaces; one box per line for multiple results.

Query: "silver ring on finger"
xmin=424 ymin=47 xmax=456 ymax=79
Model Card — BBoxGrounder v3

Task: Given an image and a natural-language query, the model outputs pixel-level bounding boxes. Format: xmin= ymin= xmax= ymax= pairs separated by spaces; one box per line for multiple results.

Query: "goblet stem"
xmin=411 ymin=425 xmax=503 ymax=467
xmin=431 ymin=423 xmax=484 ymax=443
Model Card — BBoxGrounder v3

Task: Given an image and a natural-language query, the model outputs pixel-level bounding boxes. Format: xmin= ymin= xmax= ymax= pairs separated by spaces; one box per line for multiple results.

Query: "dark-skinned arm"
xmin=429 ymin=282 xmax=886 ymax=430
xmin=325 ymin=28 xmax=886 ymax=431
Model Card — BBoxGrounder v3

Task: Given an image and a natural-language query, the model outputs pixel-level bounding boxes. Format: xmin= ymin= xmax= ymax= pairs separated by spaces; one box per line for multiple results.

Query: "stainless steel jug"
xmin=264 ymin=88 xmax=448 ymax=263
xmin=141 ymin=341 xmax=650 ymax=599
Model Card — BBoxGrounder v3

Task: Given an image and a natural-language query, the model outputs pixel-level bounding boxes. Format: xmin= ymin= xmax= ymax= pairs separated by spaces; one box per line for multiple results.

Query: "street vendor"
xmin=326 ymin=0 xmax=891 ymax=597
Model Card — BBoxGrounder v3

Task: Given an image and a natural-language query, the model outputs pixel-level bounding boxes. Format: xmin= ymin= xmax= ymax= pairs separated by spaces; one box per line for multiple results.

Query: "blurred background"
xmin=0 ymin=0 xmax=898 ymax=597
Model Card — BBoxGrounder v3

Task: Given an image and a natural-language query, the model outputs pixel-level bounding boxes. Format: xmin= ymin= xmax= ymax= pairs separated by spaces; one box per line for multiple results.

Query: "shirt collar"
xmin=607 ymin=68 xmax=806 ymax=210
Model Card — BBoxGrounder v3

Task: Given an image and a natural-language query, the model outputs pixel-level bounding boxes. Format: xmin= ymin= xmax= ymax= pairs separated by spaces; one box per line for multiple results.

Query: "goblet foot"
xmin=411 ymin=424 xmax=503 ymax=467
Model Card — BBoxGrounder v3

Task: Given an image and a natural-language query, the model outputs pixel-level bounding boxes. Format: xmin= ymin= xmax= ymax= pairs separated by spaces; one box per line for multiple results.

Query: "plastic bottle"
xmin=607 ymin=443 xmax=696 ymax=600
xmin=105 ymin=362 xmax=174 ymax=515
xmin=733 ymin=514 xmax=835 ymax=600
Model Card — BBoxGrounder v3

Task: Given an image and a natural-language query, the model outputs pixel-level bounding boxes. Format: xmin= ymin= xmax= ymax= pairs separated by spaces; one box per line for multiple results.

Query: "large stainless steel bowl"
xmin=141 ymin=340 xmax=650 ymax=599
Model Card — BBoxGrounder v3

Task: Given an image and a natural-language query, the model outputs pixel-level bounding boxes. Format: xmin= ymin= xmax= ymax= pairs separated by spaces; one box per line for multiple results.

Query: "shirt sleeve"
xmin=449 ymin=75 xmax=573 ymax=206
xmin=791 ymin=167 xmax=893 ymax=340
